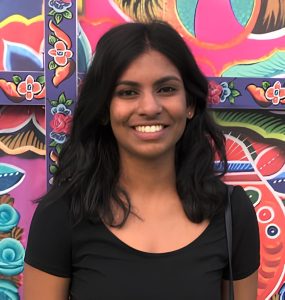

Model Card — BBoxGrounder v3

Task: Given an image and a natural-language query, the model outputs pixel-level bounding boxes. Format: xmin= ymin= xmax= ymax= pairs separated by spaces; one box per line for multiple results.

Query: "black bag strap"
xmin=225 ymin=185 xmax=234 ymax=300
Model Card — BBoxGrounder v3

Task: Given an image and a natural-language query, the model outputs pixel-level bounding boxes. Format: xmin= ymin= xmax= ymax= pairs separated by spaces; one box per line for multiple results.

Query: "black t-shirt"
xmin=25 ymin=186 xmax=260 ymax=300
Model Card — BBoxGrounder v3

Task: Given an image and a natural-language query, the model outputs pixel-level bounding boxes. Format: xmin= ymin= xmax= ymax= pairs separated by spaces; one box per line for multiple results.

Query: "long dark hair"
xmin=49 ymin=21 xmax=227 ymax=226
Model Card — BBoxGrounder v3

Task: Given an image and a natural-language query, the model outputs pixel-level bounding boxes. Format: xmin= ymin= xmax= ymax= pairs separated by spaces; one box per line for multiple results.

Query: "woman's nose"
xmin=136 ymin=92 xmax=162 ymax=116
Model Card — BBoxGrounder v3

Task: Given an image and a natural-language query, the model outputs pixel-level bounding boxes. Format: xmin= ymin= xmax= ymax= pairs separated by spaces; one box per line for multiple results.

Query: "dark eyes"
xmin=158 ymin=86 xmax=176 ymax=94
xmin=116 ymin=90 xmax=138 ymax=97
xmin=115 ymin=86 xmax=177 ymax=98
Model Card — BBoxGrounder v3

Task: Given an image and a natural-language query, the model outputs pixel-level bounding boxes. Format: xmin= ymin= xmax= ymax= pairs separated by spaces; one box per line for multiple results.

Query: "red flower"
xmin=207 ymin=81 xmax=223 ymax=104
xmin=50 ymin=113 xmax=72 ymax=134
xmin=17 ymin=75 xmax=42 ymax=100
xmin=265 ymin=81 xmax=285 ymax=105
xmin=48 ymin=41 xmax=73 ymax=66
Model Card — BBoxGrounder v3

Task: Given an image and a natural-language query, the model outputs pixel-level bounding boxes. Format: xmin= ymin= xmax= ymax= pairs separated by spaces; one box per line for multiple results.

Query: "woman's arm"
xmin=24 ymin=263 xmax=70 ymax=300
xmin=222 ymin=270 xmax=258 ymax=300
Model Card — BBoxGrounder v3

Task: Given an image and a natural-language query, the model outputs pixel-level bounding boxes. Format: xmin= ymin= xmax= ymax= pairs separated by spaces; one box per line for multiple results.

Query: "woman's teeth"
xmin=135 ymin=125 xmax=164 ymax=133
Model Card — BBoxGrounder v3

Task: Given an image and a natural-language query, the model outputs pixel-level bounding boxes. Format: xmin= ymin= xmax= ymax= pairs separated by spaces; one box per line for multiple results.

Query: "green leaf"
xmin=48 ymin=61 xmax=58 ymax=70
xmin=228 ymin=81 xmax=234 ymax=89
xmin=49 ymin=164 xmax=58 ymax=174
xmin=49 ymin=140 xmax=57 ymax=147
xmin=48 ymin=34 xmax=57 ymax=46
xmin=13 ymin=75 xmax=22 ymax=85
xmin=36 ymin=75 xmax=45 ymax=85
xmin=65 ymin=99 xmax=73 ymax=106
xmin=229 ymin=96 xmax=235 ymax=104
xmin=55 ymin=13 xmax=63 ymax=24
xmin=262 ymin=81 xmax=271 ymax=90
xmin=63 ymin=10 xmax=73 ymax=19
xmin=56 ymin=144 xmax=62 ymax=155
xmin=50 ymin=100 xmax=58 ymax=107
xmin=58 ymin=93 xmax=66 ymax=104
xmin=48 ymin=9 xmax=56 ymax=16
xmin=231 ymin=89 xmax=241 ymax=97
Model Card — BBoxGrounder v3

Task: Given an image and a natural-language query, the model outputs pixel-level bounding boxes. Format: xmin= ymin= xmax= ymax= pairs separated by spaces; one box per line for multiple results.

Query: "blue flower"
xmin=51 ymin=104 xmax=71 ymax=116
xmin=0 ymin=205 xmax=20 ymax=233
xmin=0 ymin=280 xmax=19 ymax=300
xmin=50 ymin=132 xmax=67 ymax=144
xmin=220 ymin=82 xmax=231 ymax=102
xmin=0 ymin=238 xmax=25 ymax=276
xmin=48 ymin=0 xmax=72 ymax=13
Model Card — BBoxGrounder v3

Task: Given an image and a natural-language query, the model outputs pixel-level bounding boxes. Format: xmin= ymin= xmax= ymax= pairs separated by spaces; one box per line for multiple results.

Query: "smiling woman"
xmin=24 ymin=22 xmax=259 ymax=300
xmin=110 ymin=50 xmax=190 ymax=161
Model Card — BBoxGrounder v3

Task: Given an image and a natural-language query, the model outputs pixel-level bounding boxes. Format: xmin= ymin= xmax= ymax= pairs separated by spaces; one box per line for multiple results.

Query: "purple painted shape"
xmin=207 ymin=77 xmax=285 ymax=110
xmin=0 ymin=71 xmax=45 ymax=105
xmin=45 ymin=0 xmax=77 ymax=189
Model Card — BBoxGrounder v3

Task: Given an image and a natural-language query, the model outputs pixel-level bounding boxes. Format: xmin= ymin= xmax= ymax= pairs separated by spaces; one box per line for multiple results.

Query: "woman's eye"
xmin=158 ymin=86 xmax=176 ymax=94
xmin=116 ymin=90 xmax=138 ymax=97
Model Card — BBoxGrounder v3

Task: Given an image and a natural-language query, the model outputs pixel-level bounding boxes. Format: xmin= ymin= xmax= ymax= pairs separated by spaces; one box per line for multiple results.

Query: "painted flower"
xmin=48 ymin=0 xmax=72 ymax=13
xmin=50 ymin=131 xmax=67 ymax=144
xmin=0 ymin=204 xmax=20 ymax=233
xmin=51 ymin=103 xmax=71 ymax=116
xmin=0 ymin=238 xmax=25 ymax=276
xmin=220 ymin=82 xmax=231 ymax=102
xmin=48 ymin=41 xmax=72 ymax=66
xmin=17 ymin=75 xmax=41 ymax=101
xmin=207 ymin=80 xmax=222 ymax=104
xmin=50 ymin=113 xmax=72 ymax=135
xmin=0 ymin=280 xmax=19 ymax=300
xmin=265 ymin=81 xmax=285 ymax=105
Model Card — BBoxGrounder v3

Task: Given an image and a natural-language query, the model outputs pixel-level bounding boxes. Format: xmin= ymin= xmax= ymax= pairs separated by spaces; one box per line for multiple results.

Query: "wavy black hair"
xmin=49 ymin=21 xmax=227 ymax=226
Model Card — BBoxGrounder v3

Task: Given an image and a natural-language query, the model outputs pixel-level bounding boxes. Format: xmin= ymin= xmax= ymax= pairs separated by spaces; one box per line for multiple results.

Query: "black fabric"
xmin=25 ymin=186 xmax=260 ymax=300
xmin=225 ymin=185 xmax=234 ymax=300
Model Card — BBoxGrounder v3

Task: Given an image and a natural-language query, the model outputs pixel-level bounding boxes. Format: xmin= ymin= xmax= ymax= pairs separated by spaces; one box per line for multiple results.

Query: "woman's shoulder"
xmin=31 ymin=188 xmax=72 ymax=229
xmin=228 ymin=185 xmax=258 ymax=229
xmin=230 ymin=185 xmax=255 ymax=213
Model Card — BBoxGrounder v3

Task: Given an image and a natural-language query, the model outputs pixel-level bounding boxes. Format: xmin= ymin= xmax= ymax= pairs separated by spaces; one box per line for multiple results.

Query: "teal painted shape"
xmin=230 ymin=0 xmax=254 ymax=26
xmin=176 ymin=0 xmax=199 ymax=36
xmin=222 ymin=51 xmax=285 ymax=77
xmin=0 ymin=280 xmax=19 ymax=300
xmin=0 ymin=165 xmax=16 ymax=175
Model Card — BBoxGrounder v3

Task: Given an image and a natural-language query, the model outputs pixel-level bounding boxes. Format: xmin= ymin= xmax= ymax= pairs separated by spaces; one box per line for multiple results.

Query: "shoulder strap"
xmin=225 ymin=185 xmax=234 ymax=300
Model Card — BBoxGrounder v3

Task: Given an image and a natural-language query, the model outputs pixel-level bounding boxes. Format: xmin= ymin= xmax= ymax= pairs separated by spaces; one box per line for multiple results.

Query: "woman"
xmin=24 ymin=21 xmax=260 ymax=299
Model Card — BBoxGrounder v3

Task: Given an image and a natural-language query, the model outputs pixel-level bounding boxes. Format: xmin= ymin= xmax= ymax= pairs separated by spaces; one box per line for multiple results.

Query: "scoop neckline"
xmin=100 ymin=218 xmax=214 ymax=258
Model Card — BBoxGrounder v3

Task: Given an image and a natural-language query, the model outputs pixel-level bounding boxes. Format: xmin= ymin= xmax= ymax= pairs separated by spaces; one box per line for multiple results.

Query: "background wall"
xmin=0 ymin=0 xmax=284 ymax=299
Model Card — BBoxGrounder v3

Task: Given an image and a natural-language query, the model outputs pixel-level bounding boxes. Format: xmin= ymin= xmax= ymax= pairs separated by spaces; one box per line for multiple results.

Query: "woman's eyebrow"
xmin=154 ymin=76 xmax=182 ymax=86
xmin=115 ymin=80 xmax=139 ymax=87
xmin=116 ymin=76 xmax=182 ymax=87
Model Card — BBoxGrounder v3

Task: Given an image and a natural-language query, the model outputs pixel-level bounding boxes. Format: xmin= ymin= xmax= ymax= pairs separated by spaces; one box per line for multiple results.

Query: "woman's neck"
xmin=119 ymin=153 xmax=177 ymax=202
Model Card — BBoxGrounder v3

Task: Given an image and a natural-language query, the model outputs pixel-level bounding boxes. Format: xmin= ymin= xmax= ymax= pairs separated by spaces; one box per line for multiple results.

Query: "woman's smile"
xmin=134 ymin=124 xmax=165 ymax=133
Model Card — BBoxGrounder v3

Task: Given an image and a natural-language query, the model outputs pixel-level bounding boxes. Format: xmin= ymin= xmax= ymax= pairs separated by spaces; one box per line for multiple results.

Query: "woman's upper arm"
xmin=222 ymin=270 xmax=258 ymax=300
xmin=24 ymin=263 xmax=70 ymax=300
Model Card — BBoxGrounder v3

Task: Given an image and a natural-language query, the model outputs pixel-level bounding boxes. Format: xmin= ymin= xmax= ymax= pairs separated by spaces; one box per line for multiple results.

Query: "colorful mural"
xmin=0 ymin=0 xmax=284 ymax=299
xmin=0 ymin=1 xmax=45 ymax=298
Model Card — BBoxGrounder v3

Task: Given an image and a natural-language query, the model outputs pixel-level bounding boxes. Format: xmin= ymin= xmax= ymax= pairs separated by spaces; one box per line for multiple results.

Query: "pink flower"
xmin=48 ymin=41 xmax=73 ymax=66
xmin=17 ymin=75 xmax=41 ymax=101
xmin=207 ymin=81 xmax=223 ymax=104
xmin=50 ymin=113 xmax=72 ymax=134
xmin=265 ymin=81 xmax=285 ymax=105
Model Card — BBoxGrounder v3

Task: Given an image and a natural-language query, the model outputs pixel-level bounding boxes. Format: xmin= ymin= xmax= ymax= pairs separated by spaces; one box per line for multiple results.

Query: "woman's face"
xmin=110 ymin=50 xmax=193 ymax=162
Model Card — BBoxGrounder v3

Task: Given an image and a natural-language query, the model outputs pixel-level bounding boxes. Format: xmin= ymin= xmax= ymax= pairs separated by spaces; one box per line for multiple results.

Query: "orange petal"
xmin=32 ymin=82 xmax=42 ymax=94
xmin=17 ymin=81 xmax=27 ymax=95
xmin=55 ymin=41 xmax=66 ymax=51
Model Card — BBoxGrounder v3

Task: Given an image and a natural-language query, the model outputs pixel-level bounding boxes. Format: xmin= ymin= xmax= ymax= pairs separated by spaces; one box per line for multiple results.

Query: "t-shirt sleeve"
xmin=24 ymin=198 xmax=72 ymax=277
xmin=224 ymin=185 xmax=260 ymax=280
